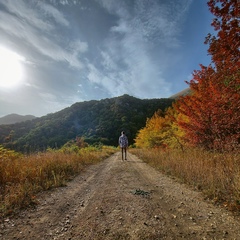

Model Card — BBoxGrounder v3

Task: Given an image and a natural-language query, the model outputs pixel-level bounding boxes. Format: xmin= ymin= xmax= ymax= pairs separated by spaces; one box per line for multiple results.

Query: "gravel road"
xmin=1 ymin=152 xmax=240 ymax=239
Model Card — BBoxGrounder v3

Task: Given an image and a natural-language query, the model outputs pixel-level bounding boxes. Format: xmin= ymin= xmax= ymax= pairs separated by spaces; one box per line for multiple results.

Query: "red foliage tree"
xmin=177 ymin=0 xmax=240 ymax=150
xmin=205 ymin=0 xmax=239 ymax=72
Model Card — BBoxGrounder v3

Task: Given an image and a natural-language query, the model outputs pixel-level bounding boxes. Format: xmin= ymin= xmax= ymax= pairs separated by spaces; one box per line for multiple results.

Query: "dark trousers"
xmin=121 ymin=147 xmax=127 ymax=160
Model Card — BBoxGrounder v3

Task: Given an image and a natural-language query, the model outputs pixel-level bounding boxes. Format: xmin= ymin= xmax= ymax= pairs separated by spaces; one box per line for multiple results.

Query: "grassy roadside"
xmin=130 ymin=148 xmax=240 ymax=212
xmin=0 ymin=146 xmax=116 ymax=217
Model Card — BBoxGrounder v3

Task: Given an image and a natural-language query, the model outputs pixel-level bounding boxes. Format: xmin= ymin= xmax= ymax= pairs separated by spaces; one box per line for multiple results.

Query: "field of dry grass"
xmin=0 ymin=145 xmax=116 ymax=217
xmin=130 ymin=148 xmax=240 ymax=212
xmin=1 ymin=144 xmax=240 ymax=217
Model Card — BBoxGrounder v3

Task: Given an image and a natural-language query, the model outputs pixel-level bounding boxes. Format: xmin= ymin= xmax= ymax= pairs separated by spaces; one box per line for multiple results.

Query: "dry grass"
xmin=131 ymin=148 xmax=240 ymax=212
xmin=0 ymin=146 xmax=116 ymax=217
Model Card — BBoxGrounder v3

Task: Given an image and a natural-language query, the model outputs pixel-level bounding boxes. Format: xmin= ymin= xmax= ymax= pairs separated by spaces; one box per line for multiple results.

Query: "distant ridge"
xmin=0 ymin=114 xmax=36 ymax=125
xmin=169 ymin=88 xmax=191 ymax=99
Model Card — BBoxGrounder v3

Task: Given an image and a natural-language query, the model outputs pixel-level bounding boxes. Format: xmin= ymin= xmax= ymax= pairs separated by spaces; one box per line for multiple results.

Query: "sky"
xmin=0 ymin=0 xmax=214 ymax=117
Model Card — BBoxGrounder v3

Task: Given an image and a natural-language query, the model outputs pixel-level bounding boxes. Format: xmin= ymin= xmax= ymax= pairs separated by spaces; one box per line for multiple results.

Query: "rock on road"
xmin=1 ymin=152 xmax=240 ymax=239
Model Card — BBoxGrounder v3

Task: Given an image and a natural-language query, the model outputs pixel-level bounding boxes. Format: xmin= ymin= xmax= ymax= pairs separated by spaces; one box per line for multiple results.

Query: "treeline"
xmin=135 ymin=0 xmax=239 ymax=152
xmin=0 ymin=95 xmax=174 ymax=153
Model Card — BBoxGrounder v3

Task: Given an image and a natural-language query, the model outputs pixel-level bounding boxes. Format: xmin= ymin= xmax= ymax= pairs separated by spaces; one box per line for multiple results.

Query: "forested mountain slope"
xmin=0 ymin=95 xmax=174 ymax=152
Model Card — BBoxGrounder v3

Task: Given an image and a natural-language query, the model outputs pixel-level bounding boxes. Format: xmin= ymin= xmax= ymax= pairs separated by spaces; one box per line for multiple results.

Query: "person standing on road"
xmin=119 ymin=131 xmax=128 ymax=160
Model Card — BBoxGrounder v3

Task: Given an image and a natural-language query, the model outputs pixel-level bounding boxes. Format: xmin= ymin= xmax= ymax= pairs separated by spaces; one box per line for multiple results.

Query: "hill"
xmin=169 ymin=88 xmax=191 ymax=99
xmin=0 ymin=94 xmax=174 ymax=152
xmin=0 ymin=114 xmax=36 ymax=125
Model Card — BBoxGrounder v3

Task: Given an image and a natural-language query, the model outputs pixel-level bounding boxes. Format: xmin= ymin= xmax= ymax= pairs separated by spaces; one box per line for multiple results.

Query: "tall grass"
xmin=0 ymin=145 xmax=116 ymax=217
xmin=131 ymin=148 xmax=240 ymax=212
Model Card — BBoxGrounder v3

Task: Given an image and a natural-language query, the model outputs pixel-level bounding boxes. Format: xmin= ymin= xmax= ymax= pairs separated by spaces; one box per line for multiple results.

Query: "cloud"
xmin=1 ymin=0 xmax=55 ymax=32
xmin=69 ymin=40 xmax=88 ymax=56
xmin=85 ymin=0 xmax=192 ymax=98
xmin=99 ymin=0 xmax=191 ymax=45
xmin=49 ymin=0 xmax=77 ymax=6
xmin=0 ymin=0 xmax=196 ymax=117
xmin=38 ymin=92 xmax=68 ymax=112
xmin=37 ymin=1 xmax=69 ymax=27
xmin=0 ymin=0 xmax=87 ymax=69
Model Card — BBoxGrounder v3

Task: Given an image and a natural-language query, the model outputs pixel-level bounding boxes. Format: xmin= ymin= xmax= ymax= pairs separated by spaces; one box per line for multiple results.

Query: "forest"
xmin=0 ymin=0 xmax=239 ymax=217
xmin=0 ymin=95 xmax=174 ymax=152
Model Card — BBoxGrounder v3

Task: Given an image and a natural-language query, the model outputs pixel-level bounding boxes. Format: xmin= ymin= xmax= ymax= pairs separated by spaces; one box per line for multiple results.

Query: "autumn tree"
xmin=135 ymin=107 xmax=185 ymax=149
xmin=177 ymin=0 xmax=239 ymax=150
xmin=163 ymin=106 xmax=186 ymax=150
xmin=206 ymin=0 xmax=239 ymax=72
xmin=135 ymin=110 xmax=165 ymax=148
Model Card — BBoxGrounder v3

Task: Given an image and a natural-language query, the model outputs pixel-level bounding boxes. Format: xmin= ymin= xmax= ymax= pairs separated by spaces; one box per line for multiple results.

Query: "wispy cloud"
xmin=38 ymin=92 xmax=70 ymax=113
xmin=0 ymin=0 xmax=87 ymax=69
xmin=38 ymin=2 xmax=69 ymax=26
xmin=84 ymin=0 xmax=192 ymax=98
xmin=49 ymin=0 xmax=78 ymax=6
xmin=1 ymin=0 xmax=55 ymax=32
xmin=0 ymin=0 xmax=197 ymax=117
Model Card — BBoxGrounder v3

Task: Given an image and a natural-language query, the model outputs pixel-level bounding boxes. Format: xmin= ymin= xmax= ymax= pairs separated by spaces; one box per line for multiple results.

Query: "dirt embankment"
xmin=1 ymin=152 xmax=240 ymax=239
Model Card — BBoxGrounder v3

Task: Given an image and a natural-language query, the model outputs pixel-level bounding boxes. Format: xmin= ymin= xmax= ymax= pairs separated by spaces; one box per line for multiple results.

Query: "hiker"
xmin=119 ymin=131 xmax=128 ymax=160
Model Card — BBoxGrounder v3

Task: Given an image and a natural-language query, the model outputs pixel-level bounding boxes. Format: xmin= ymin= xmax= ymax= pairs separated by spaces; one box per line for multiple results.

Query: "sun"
xmin=0 ymin=47 xmax=24 ymax=88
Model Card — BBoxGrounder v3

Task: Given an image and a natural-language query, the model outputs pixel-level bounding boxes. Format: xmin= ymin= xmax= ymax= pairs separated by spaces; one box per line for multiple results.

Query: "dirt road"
xmin=1 ymin=152 xmax=240 ymax=239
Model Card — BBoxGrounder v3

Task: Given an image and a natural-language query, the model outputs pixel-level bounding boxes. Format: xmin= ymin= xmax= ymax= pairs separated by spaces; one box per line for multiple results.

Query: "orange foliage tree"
xmin=177 ymin=0 xmax=240 ymax=150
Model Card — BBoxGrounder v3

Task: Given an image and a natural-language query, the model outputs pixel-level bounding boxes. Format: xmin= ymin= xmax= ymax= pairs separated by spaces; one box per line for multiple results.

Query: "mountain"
xmin=169 ymin=88 xmax=191 ymax=99
xmin=0 ymin=94 xmax=174 ymax=153
xmin=0 ymin=114 xmax=36 ymax=125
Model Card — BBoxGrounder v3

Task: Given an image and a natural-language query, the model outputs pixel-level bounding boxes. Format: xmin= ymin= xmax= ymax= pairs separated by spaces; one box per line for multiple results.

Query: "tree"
xmin=177 ymin=0 xmax=240 ymax=150
xmin=205 ymin=0 xmax=239 ymax=73
xmin=162 ymin=106 xmax=186 ymax=150
xmin=135 ymin=110 xmax=165 ymax=148
xmin=135 ymin=107 xmax=185 ymax=149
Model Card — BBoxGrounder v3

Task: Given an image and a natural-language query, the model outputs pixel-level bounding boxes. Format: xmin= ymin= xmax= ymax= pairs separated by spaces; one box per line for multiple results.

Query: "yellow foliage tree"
xmin=135 ymin=107 xmax=185 ymax=149
xmin=160 ymin=107 xmax=186 ymax=149
xmin=135 ymin=110 xmax=165 ymax=148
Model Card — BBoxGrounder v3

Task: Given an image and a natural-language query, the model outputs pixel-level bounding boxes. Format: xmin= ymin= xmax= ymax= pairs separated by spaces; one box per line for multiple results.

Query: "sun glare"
xmin=0 ymin=47 xmax=24 ymax=88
